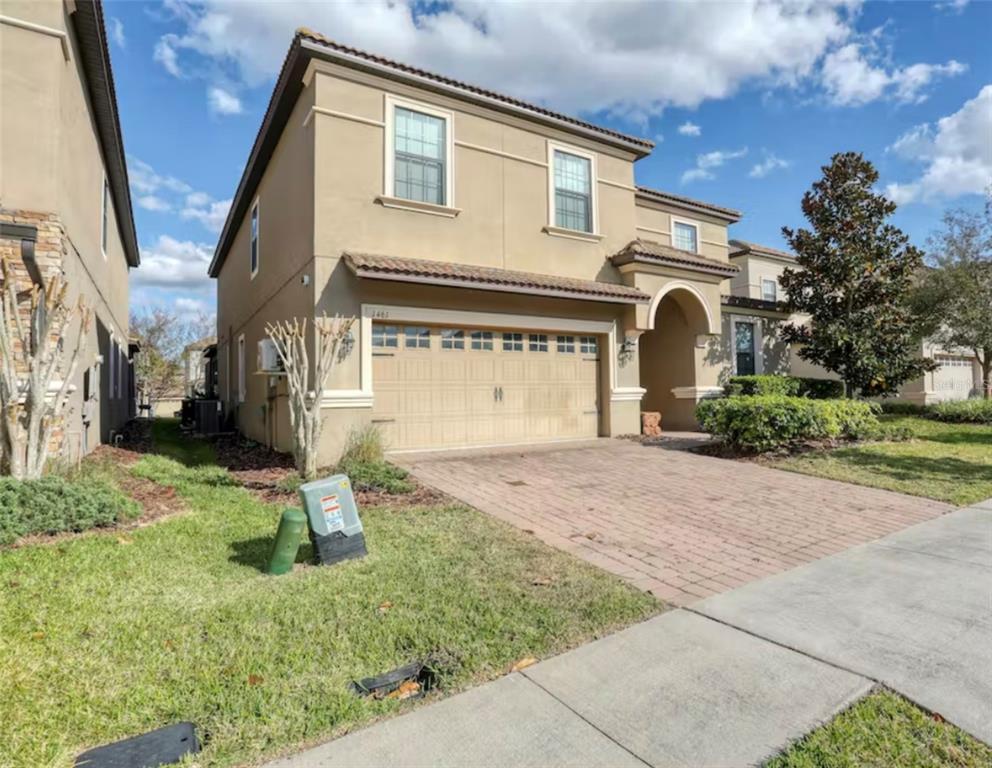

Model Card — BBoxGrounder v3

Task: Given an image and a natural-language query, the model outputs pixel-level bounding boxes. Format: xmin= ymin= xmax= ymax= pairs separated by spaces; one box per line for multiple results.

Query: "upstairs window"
xmin=673 ymin=221 xmax=698 ymax=253
xmin=101 ymin=176 xmax=109 ymax=257
xmin=394 ymin=106 xmax=447 ymax=205
xmin=762 ymin=279 xmax=778 ymax=302
xmin=553 ymin=150 xmax=592 ymax=232
xmin=249 ymin=200 xmax=259 ymax=278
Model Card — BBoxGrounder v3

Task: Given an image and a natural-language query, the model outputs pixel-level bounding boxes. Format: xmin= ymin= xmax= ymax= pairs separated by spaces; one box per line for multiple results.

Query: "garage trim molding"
xmin=321 ymin=303 xmax=627 ymax=408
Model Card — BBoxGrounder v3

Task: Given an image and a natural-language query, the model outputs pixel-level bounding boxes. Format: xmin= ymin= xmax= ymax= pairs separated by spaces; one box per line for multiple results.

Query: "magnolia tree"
xmin=0 ymin=257 xmax=91 ymax=479
xmin=265 ymin=314 xmax=355 ymax=480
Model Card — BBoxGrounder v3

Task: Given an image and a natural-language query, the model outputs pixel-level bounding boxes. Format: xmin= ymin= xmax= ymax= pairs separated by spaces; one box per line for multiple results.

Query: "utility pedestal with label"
xmin=298 ymin=475 xmax=367 ymax=565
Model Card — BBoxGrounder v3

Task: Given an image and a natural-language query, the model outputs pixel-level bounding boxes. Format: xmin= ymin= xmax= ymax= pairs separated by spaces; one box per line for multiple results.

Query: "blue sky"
xmin=110 ymin=1 xmax=992 ymax=319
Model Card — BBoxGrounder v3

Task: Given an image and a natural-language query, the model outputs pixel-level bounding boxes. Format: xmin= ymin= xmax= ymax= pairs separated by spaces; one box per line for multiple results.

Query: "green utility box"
xmin=298 ymin=474 xmax=367 ymax=565
xmin=266 ymin=507 xmax=306 ymax=575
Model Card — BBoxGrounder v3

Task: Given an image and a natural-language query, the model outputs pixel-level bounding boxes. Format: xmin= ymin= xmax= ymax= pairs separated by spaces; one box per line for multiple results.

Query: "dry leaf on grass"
xmin=385 ymin=680 xmax=420 ymax=700
xmin=510 ymin=657 xmax=537 ymax=672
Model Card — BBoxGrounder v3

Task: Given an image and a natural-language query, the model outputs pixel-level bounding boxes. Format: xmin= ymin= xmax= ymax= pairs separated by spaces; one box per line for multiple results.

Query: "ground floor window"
xmin=735 ymin=321 xmax=756 ymax=376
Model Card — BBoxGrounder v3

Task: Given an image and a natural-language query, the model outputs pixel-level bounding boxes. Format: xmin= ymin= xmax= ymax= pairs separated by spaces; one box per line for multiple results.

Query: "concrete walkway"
xmin=267 ymin=501 xmax=991 ymax=768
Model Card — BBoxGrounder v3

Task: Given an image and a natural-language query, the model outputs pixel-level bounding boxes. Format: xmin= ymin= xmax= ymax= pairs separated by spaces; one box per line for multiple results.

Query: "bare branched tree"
xmin=265 ymin=314 xmax=355 ymax=480
xmin=0 ymin=257 xmax=91 ymax=479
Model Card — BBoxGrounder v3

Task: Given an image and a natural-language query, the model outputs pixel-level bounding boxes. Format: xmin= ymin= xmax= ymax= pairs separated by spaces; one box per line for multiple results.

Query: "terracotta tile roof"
xmin=729 ymin=239 xmax=795 ymax=261
xmin=298 ymin=29 xmax=654 ymax=154
xmin=344 ymin=252 xmax=650 ymax=304
xmin=611 ymin=239 xmax=739 ymax=277
xmin=635 ymin=186 xmax=742 ymax=222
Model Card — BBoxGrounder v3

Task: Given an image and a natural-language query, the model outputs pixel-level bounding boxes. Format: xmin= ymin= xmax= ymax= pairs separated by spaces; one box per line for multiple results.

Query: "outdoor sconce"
xmin=618 ymin=336 xmax=637 ymax=366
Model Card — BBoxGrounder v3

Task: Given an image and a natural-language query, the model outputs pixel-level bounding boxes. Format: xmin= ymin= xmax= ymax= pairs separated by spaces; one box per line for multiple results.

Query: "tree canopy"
xmin=779 ymin=152 xmax=935 ymax=397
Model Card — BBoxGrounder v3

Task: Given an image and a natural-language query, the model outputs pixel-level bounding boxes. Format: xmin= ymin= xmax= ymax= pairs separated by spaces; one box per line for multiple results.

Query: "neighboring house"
xmin=727 ymin=240 xmax=983 ymax=403
xmin=183 ymin=335 xmax=216 ymax=397
xmin=211 ymin=29 xmax=745 ymax=459
xmin=1 ymin=0 xmax=139 ymax=457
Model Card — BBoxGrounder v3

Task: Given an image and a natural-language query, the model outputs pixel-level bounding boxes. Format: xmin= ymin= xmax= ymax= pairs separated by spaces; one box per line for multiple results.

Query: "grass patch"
xmin=773 ymin=416 xmax=992 ymax=506
xmin=767 ymin=690 xmax=992 ymax=767
xmin=0 ymin=420 xmax=659 ymax=767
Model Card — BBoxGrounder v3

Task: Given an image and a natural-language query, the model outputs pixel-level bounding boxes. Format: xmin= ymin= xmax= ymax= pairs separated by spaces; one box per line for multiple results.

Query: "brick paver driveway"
xmin=400 ymin=440 xmax=953 ymax=605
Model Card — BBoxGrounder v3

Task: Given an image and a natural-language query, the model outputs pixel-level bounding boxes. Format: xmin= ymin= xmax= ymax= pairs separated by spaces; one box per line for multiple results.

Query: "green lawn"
xmin=773 ymin=416 xmax=992 ymax=505
xmin=0 ymin=421 xmax=660 ymax=767
xmin=767 ymin=691 xmax=992 ymax=767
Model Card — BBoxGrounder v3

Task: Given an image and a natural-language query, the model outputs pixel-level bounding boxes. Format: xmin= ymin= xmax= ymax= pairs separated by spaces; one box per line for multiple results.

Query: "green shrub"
xmin=877 ymin=400 xmax=930 ymax=416
xmin=337 ymin=458 xmax=413 ymax=494
xmin=724 ymin=375 xmax=801 ymax=397
xmin=0 ymin=476 xmax=139 ymax=546
xmin=696 ymin=395 xmax=880 ymax=452
xmin=928 ymin=399 xmax=992 ymax=424
xmin=340 ymin=424 xmax=385 ymax=465
xmin=796 ymin=377 xmax=845 ymax=399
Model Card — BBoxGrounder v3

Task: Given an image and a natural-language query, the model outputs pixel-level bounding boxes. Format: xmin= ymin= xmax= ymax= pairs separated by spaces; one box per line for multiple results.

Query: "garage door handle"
xmin=498 ymin=386 xmax=504 ymax=402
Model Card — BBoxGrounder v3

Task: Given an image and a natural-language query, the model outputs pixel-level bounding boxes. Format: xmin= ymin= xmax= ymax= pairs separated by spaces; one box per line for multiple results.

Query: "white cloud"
xmin=749 ymin=153 xmax=790 ymax=178
xmin=153 ymin=0 xmax=858 ymax=121
xmin=109 ymin=17 xmax=126 ymax=49
xmin=181 ymin=198 xmax=232 ymax=234
xmin=154 ymin=36 xmax=182 ymax=77
xmin=133 ymin=235 xmax=213 ymax=291
xmin=207 ymin=85 xmax=243 ymax=115
xmin=885 ymin=85 xmax=992 ymax=204
xmin=821 ymin=42 xmax=966 ymax=106
xmin=137 ymin=195 xmax=172 ymax=212
xmin=129 ymin=158 xmax=231 ymax=234
xmin=677 ymin=121 xmax=701 ymax=137
xmin=935 ymin=0 xmax=969 ymax=13
xmin=174 ymin=297 xmax=216 ymax=323
xmin=681 ymin=147 xmax=748 ymax=184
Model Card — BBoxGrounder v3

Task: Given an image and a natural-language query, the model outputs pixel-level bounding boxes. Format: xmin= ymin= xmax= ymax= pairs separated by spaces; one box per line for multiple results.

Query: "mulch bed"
xmin=210 ymin=433 xmax=445 ymax=508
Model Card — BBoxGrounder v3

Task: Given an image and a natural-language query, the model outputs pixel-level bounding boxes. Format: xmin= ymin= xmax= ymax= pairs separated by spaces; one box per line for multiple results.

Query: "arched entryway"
xmin=639 ymin=284 xmax=715 ymax=430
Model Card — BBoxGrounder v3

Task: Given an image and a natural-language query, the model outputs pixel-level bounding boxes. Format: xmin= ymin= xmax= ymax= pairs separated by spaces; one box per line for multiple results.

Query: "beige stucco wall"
xmin=1 ymin=2 xmax=133 ymax=457
xmin=727 ymin=253 xmax=791 ymax=300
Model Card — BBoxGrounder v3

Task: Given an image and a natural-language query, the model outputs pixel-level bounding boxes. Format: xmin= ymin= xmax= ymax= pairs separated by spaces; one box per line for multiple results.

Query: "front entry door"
xmin=735 ymin=321 xmax=755 ymax=376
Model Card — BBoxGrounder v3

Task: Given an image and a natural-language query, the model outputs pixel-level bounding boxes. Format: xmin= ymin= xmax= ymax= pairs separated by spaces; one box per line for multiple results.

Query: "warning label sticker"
xmin=320 ymin=494 xmax=344 ymax=532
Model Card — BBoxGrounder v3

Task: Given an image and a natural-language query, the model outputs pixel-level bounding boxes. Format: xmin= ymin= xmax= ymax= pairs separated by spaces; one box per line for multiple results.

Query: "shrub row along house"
xmin=210 ymin=29 xmax=981 ymax=464
xmin=1 ymin=0 xmax=138 ymax=459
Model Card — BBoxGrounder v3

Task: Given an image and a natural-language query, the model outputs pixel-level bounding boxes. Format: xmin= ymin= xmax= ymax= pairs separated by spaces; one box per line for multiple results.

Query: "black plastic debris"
xmin=350 ymin=660 xmax=438 ymax=701
xmin=75 ymin=722 xmax=200 ymax=768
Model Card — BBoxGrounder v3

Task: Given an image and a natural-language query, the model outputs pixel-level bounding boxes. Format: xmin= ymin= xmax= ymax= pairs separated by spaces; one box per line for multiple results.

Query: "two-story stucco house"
xmin=1 ymin=0 xmax=139 ymax=458
xmin=211 ymin=30 xmax=744 ymax=461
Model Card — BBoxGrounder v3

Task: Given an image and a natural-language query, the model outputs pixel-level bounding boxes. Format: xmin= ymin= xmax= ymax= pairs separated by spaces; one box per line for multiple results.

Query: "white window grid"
xmin=529 ymin=334 xmax=549 ymax=352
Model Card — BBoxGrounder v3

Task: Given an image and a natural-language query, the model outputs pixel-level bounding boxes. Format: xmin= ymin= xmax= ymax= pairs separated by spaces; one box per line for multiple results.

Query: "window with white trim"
xmin=237 ymin=334 xmax=246 ymax=403
xmin=502 ymin=332 xmax=523 ymax=352
xmin=372 ymin=325 xmax=399 ymax=348
xmin=556 ymin=335 xmax=575 ymax=353
xmin=404 ymin=326 xmax=430 ymax=349
xmin=393 ymin=105 xmax=448 ymax=205
xmin=528 ymin=334 xmax=548 ymax=352
xmin=579 ymin=336 xmax=598 ymax=355
xmin=101 ymin=175 xmax=109 ymax=257
xmin=673 ymin=221 xmax=698 ymax=253
xmin=441 ymin=329 xmax=465 ymax=350
xmin=552 ymin=150 xmax=593 ymax=232
xmin=249 ymin=200 xmax=259 ymax=278
xmin=761 ymin=279 xmax=778 ymax=302
xmin=470 ymin=330 xmax=493 ymax=350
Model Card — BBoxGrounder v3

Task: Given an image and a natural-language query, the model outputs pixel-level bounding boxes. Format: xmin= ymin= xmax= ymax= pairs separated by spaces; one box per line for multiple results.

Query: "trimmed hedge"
xmin=724 ymin=375 xmax=800 ymax=397
xmin=0 ymin=476 xmax=140 ymax=546
xmin=929 ymin=399 xmax=992 ymax=424
xmin=724 ymin=375 xmax=844 ymax=400
xmin=696 ymin=395 xmax=880 ymax=452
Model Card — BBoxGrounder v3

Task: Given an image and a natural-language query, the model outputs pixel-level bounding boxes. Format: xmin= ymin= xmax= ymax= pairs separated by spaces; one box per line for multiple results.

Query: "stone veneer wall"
xmin=0 ymin=208 xmax=75 ymax=462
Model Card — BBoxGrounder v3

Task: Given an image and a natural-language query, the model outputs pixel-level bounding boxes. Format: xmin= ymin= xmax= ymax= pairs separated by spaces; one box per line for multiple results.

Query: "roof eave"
xmin=635 ymin=188 xmax=742 ymax=223
xmin=612 ymin=251 xmax=738 ymax=278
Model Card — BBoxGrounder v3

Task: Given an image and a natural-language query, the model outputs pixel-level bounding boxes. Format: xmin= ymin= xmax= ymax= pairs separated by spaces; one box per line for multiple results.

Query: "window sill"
xmin=375 ymin=196 xmax=461 ymax=218
xmin=543 ymin=225 xmax=604 ymax=243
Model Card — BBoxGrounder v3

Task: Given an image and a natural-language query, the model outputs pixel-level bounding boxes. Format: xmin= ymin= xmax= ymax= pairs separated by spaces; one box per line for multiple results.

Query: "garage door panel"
xmin=371 ymin=322 xmax=600 ymax=451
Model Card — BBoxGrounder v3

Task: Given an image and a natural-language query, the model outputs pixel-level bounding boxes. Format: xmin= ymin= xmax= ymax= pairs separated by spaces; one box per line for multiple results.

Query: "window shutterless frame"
xmin=761 ymin=279 xmax=777 ymax=302
xmin=546 ymin=140 xmax=599 ymax=236
xmin=249 ymin=198 xmax=260 ymax=279
xmin=671 ymin=217 xmax=700 ymax=254
xmin=384 ymin=94 xmax=455 ymax=208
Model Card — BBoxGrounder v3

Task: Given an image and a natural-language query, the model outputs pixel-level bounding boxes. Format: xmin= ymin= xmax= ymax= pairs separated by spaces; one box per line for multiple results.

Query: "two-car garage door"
xmin=371 ymin=323 xmax=600 ymax=451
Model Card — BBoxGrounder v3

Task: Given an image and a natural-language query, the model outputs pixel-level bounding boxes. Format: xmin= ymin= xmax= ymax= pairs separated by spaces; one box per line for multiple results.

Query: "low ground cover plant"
xmin=0 ymin=475 xmax=139 ymax=546
xmin=336 ymin=425 xmax=414 ymax=494
xmin=697 ymin=395 xmax=879 ymax=452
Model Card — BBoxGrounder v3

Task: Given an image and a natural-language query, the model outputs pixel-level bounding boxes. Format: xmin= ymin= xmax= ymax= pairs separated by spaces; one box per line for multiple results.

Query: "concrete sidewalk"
xmin=267 ymin=501 xmax=991 ymax=768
